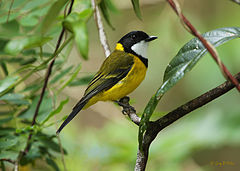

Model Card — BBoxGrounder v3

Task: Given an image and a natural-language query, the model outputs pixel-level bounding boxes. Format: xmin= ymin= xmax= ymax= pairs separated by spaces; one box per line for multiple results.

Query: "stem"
xmin=23 ymin=0 xmax=74 ymax=155
xmin=91 ymin=0 xmax=111 ymax=57
xmin=134 ymin=72 xmax=240 ymax=170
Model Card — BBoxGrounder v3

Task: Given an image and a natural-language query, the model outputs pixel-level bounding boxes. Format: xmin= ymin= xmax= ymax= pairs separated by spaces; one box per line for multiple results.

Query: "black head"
xmin=118 ymin=31 xmax=157 ymax=54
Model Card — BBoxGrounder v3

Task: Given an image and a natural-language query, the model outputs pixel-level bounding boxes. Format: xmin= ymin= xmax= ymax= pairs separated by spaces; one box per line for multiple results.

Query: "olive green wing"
xmin=74 ymin=50 xmax=134 ymax=107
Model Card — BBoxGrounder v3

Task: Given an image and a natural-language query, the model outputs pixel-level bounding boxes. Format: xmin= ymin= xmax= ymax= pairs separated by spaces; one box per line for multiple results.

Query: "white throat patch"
xmin=131 ymin=40 xmax=149 ymax=58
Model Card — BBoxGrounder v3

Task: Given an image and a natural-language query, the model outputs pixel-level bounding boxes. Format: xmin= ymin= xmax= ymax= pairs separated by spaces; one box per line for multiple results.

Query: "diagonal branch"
xmin=91 ymin=0 xmax=111 ymax=57
xmin=167 ymin=0 xmax=240 ymax=92
xmin=23 ymin=0 xmax=74 ymax=154
xmin=134 ymin=72 xmax=240 ymax=170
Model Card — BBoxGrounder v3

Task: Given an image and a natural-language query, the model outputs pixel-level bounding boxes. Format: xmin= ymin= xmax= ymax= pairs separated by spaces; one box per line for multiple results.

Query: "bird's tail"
xmin=56 ymin=100 xmax=87 ymax=134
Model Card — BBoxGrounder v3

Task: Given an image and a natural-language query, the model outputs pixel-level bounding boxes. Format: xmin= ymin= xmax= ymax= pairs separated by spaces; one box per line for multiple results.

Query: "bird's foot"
xmin=114 ymin=96 xmax=136 ymax=115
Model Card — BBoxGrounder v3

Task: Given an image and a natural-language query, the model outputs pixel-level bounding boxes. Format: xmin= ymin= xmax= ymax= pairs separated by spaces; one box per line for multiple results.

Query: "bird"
xmin=56 ymin=31 xmax=157 ymax=134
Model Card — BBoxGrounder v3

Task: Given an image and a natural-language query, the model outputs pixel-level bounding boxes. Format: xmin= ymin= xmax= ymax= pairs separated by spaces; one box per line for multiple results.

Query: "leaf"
xmin=0 ymin=117 xmax=13 ymax=125
xmin=0 ymin=76 xmax=18 ymax=94
xmin=0 ymin=136 xmax=19 ymax=150
xmin=0 ymin=93 xmax=29 ymax=105
xmin=131 ymin=0 xmax=142 ymax=20
xmin=19 ymin=93 xmax=53 ymax=123
xmin=4 ymin=36 xmax=52 ymax=55
xmin=0 ymin=20 xmax=21 ymax=39
xmin=99 ymin=0 xmax=115 ymax=29
xmin=160 ymin=27 xmax=240 ymax=97
xmin=58 ymin=65 xmax=82 ymax=92
xmin=0 ymin=150 xmax=18 ymax=161
xmin=63 ymin=11 xmax=91 ymax=59
xmin=0 ymin=62 xmax=8 ymax=76
xmin=50 ymin=66 xmax=73 ymax=84
xmin=139 ymin=27 xmax=240 ymax=149
xmin=40 ymin=0 xmax=68 ymax=34
xmin=69 ymin=75 xmax=94 ymax=86
xmin=41 ymin=98 xmax=69 ymax=125
xmin=74 ymin=22 xmax=88 ymax=59
xmin=46 ymin=157 xmax=60 ymax=171
xmin=19 ymin=15 xmax=39 ymax=27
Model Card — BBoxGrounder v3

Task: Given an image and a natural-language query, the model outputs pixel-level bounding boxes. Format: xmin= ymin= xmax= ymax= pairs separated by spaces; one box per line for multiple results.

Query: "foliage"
xmin=0 ymin=0 xmax=93 ymax=170
xmin=0 ymin=0 xmax=239 ymax=170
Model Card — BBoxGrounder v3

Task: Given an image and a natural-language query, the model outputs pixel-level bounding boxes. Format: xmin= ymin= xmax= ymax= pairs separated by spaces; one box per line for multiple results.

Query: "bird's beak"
xmin=145 ymin=36 xmax=158 ymax=42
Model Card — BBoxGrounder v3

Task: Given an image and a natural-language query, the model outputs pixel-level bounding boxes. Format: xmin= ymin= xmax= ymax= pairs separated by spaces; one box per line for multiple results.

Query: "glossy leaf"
xmin=131 ymin=0 xmax=142 ymax=20
xmin=40 ymin=0 xmax=68 ymax=34
xmin=139 ymin=27 xmax=240 ymax=149
xmin=0 ymin=76 xmax=18 ymax=94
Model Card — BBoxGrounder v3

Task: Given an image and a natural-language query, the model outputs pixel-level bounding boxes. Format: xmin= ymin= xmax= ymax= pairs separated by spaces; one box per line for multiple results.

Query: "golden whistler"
xmin=57 ymin=31 xmax=157 ymax=134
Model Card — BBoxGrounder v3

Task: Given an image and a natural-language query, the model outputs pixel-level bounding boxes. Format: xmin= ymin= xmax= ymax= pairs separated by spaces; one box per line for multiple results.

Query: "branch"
xmin=91 ymin=0 xmax=111 ymax=57
xmin=134 ymin=72 xmax=240 ymax=170
xmin=23 ymin=0 xmax=74 ymax=154
xmin=167 ymin=0 xmax=240 ymax=92
xmin=0 ymin=159 xmax=15 ymax=164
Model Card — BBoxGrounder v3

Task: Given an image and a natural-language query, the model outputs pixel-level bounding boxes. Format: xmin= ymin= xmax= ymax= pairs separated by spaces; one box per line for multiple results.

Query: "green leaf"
xmin=46 ymin=157 xmax=60 ymax=171
xmin=160 ymin=27 xmax=240 ymax=97
xmin=74 ymin=21 xmax=88 ymax=59
xmin=99 ymin=0 xmax=115 ymax=29
xmin=0 ymin=150 xmax=18 ymax=161
xmin=40 ymin=0 xmax=68 ymax=34
xmin=131 ymin=0 xmax=142 ymax=20
xmin=0 ymin=127 xmax=15 ymax=136
xmin=139 ymin=27 xmax=240 ymax=149
xmin=50 ymin=66 xmax=73 ymax=84
xmin=0 ymin=117 xmax=13 ymax=125
xmin=19 ymin=93 xmax=53 ymax=123
xmin=69 ymin=75 xmax=94 ymax=86
xmin=58 ymin=65 xmax=82 ymax=92
xmin=0 ymin=93 xmax=29 ymax=105
xmin=63 ymin=12 xmax=91 ymax=59
xmin=0 ymin=62 xmax=8 ymax=76
xmin=41 ymin=98 xmax=69 ymax=125
xmin=4 ymin=36 xmax=52 ymax=55
xmin=19 ymin=15 xmax=39 ymax=27
xmin=0 ymin=136 xmax=19 ymax=150
xmin=0 ymin=76 xmax=18 ymax=94
xmin=0 ymin=20 xmax=21 ymax=39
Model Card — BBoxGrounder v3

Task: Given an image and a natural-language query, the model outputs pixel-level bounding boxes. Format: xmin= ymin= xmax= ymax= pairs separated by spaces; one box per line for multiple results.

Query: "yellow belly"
xmin=84 ymin=55 xmax=147 ymax=108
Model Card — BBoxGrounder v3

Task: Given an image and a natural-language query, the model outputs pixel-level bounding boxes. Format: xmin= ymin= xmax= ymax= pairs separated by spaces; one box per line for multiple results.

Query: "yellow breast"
xmin=85 ymin=55 xmax=147 ymax=107
xmin=100 ymin=55 xmax=147 ymax=100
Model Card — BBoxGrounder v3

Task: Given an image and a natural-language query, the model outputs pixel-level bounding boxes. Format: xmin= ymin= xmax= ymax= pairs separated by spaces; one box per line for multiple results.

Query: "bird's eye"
xmin=131 ymin=34 xmax=136 ymax=39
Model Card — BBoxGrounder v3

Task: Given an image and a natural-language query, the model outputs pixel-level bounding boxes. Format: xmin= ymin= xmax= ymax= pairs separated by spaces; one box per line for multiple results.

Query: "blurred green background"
xmin=55 ymin=0 xmax=240 ymax=170
xmin=0 ymin=0 xmax=240 ymax=170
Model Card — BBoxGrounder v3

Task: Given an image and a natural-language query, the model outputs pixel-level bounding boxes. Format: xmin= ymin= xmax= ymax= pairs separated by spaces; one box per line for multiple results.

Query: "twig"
xmin=91 ymin=0 xmax=111 ymax=57
xmin=134 ymin=72 xmax=240 ymax=170
xmin=49 ymin=89 xmax=67 ymax=171
xmin=0 ymin=159 xmax=15 ymax=164
xmin=167 ymin=0 xmax=240 ymax=92
xmin=7 ymin=0 xmax=14 ymax=23
xmin=23 ymin=0 xmax=74 ymax=155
